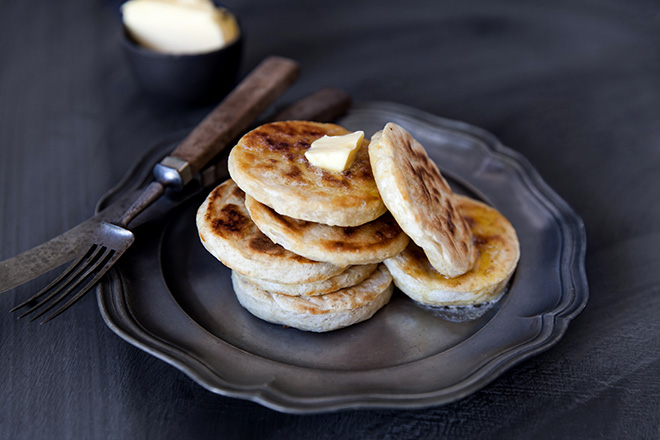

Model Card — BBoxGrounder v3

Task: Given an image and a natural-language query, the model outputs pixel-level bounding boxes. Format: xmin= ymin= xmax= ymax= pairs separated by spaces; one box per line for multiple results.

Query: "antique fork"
xmin=10 ymin=184 xmax=160 ymax=322
xmin=9 ymin=56 xmax=301 ymax=323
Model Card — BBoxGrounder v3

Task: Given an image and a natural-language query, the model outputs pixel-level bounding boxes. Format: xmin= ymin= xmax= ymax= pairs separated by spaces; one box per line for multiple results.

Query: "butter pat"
xmin=121 ymin=0 xmax=240 ymax=55
xmin=305 ymin=131 xmax=364 ymax=172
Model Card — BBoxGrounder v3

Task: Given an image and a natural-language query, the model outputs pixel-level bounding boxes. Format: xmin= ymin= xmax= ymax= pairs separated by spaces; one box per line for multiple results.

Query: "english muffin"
xmin=196 ymin=179 xmax=344 ymax=284
xmin=239 ymin=263 xmax=378 ymax=297
xmin=244 ymin=194 xmax=409 ymax=266
xmin=369 ymin=122 xmax=478 ymax=277
xmin=232 ymin=264 xmax=394 ymax=332
xmin=384 ymin=195 xmax=520 ymax=306
xmin=228 ymin=120 xmax=387 ymax=227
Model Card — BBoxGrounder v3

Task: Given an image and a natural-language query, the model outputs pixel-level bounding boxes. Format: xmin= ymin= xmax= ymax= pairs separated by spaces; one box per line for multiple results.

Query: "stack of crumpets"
xmin=196 ymin=120 xmax=520 ymax=332
xmin=197 ymin=121 xmax=409 ymax=332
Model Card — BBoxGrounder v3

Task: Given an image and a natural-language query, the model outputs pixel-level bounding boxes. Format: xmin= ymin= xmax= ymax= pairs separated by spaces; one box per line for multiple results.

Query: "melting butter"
xmin=305 ymin=131 xmax=365 ymax=172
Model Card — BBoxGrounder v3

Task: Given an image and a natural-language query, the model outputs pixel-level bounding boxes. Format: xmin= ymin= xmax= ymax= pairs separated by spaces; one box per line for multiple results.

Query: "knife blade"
xmin=0 ymin=86 xmax=352 ymax=295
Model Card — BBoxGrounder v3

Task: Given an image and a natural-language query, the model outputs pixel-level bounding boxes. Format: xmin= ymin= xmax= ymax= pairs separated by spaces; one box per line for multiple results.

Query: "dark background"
xmin=1 ymin=0 xmax=659 ymax=438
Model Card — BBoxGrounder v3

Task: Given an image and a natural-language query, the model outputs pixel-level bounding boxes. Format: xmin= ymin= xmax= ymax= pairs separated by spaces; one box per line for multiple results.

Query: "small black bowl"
xmin=122 ymin=23 xmax=243 ymax=105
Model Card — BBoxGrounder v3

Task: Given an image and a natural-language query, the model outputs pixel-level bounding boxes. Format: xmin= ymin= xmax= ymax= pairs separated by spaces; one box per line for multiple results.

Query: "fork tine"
xmin=27 ymin=246 xmax=116 ymax=323
xmin=11 ymin=244 xmax=101 ymax=313
xmin=39 ymin=249 xmax=118 ymax=324
xmin=17 ymin=245 xmax=107 ymax=319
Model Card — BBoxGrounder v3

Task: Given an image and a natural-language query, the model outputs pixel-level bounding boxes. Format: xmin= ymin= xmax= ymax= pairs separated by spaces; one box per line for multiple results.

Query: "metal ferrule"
xmin=153 ymin=156 xmax=193 ymax=190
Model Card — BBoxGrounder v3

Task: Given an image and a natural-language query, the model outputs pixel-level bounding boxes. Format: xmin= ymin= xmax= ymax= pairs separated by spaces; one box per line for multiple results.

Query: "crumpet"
xmin=369 ymin=122 xmax=477 ymax=277
xmin=384 ymin=195 xmax=520 ymax=306
xmin=228 ymin=121 xmax=386 ymax=227
xmin=244 ymin=194 xmax=409 ymax=266
xmin=196 ymin=179 xmax=344 ymax=284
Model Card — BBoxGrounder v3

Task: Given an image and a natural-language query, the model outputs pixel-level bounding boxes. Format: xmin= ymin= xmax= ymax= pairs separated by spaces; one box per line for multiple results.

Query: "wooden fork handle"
xmin=153 ymin=56 xmax=300 ymax=189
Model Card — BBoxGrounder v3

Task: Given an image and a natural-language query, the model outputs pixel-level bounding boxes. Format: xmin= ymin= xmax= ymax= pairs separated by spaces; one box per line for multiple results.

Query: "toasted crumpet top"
xmin=244 ymin=194 xmax=409 ymax=266
xmin=384 ymin=195 xmax=520 ymax=306
xmin=369 ymin=122 xmax=477 ymax=277
xmin=228 ymin=121 xmax=386 ymax=227
xmin=196 ymin=179 xmax=344 ymax=284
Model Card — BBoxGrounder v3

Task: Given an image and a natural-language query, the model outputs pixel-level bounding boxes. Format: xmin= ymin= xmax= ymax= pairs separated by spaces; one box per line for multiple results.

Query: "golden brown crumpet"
xmin=196 ymin=179 xmax=345 ymax=284
xmin=369 ymin=122 xmax=477 ymax=277
xmin=232 ymin=264 xmax=394 ymax=333
xmin=228 ymin=121 xmax=387 ymax=227
xmin=384 ymin=195 xmax=520 ymax=307
xmin=244 ymin=194 xmax=410 ymax=266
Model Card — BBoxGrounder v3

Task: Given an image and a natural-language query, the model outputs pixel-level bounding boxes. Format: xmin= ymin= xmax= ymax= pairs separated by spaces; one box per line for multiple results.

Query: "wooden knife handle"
xmin=154 ymin=56 xmax=300 ymax=188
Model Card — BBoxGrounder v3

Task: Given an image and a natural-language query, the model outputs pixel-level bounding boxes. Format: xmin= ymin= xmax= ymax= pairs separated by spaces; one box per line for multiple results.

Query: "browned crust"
xmin=202 ymin=180 xmax=315 ymax=264
xmin=370 ymin=123 xmax=477 ymax=276
xmin=228 ymin=121 xmax=386 ymax=226
xmin=248 ymin=196 xmax=405 ymax=253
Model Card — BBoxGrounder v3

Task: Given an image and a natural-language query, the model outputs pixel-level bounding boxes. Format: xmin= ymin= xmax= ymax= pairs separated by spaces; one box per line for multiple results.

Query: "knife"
xmin=0 ymin=85 xmax=352 ymax=296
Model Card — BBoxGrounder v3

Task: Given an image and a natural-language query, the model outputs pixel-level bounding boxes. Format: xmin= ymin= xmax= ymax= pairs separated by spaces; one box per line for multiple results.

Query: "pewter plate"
xmin=96 ymin=102 xmax=588 ymax=413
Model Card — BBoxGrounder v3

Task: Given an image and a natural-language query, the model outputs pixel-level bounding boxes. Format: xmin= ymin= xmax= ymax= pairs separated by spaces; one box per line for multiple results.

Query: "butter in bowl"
xmin=121 ymin=0 xmax=243 ymax=104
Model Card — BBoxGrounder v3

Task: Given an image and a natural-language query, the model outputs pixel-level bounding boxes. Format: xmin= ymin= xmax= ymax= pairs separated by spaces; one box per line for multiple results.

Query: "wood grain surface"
xmin=1 ymin=0 xmax=660 ymax=438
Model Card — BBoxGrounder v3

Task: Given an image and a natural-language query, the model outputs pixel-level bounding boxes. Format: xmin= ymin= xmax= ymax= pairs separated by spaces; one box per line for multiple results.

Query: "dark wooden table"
xmin=2 ymin=0 xmax=659 ymax=438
